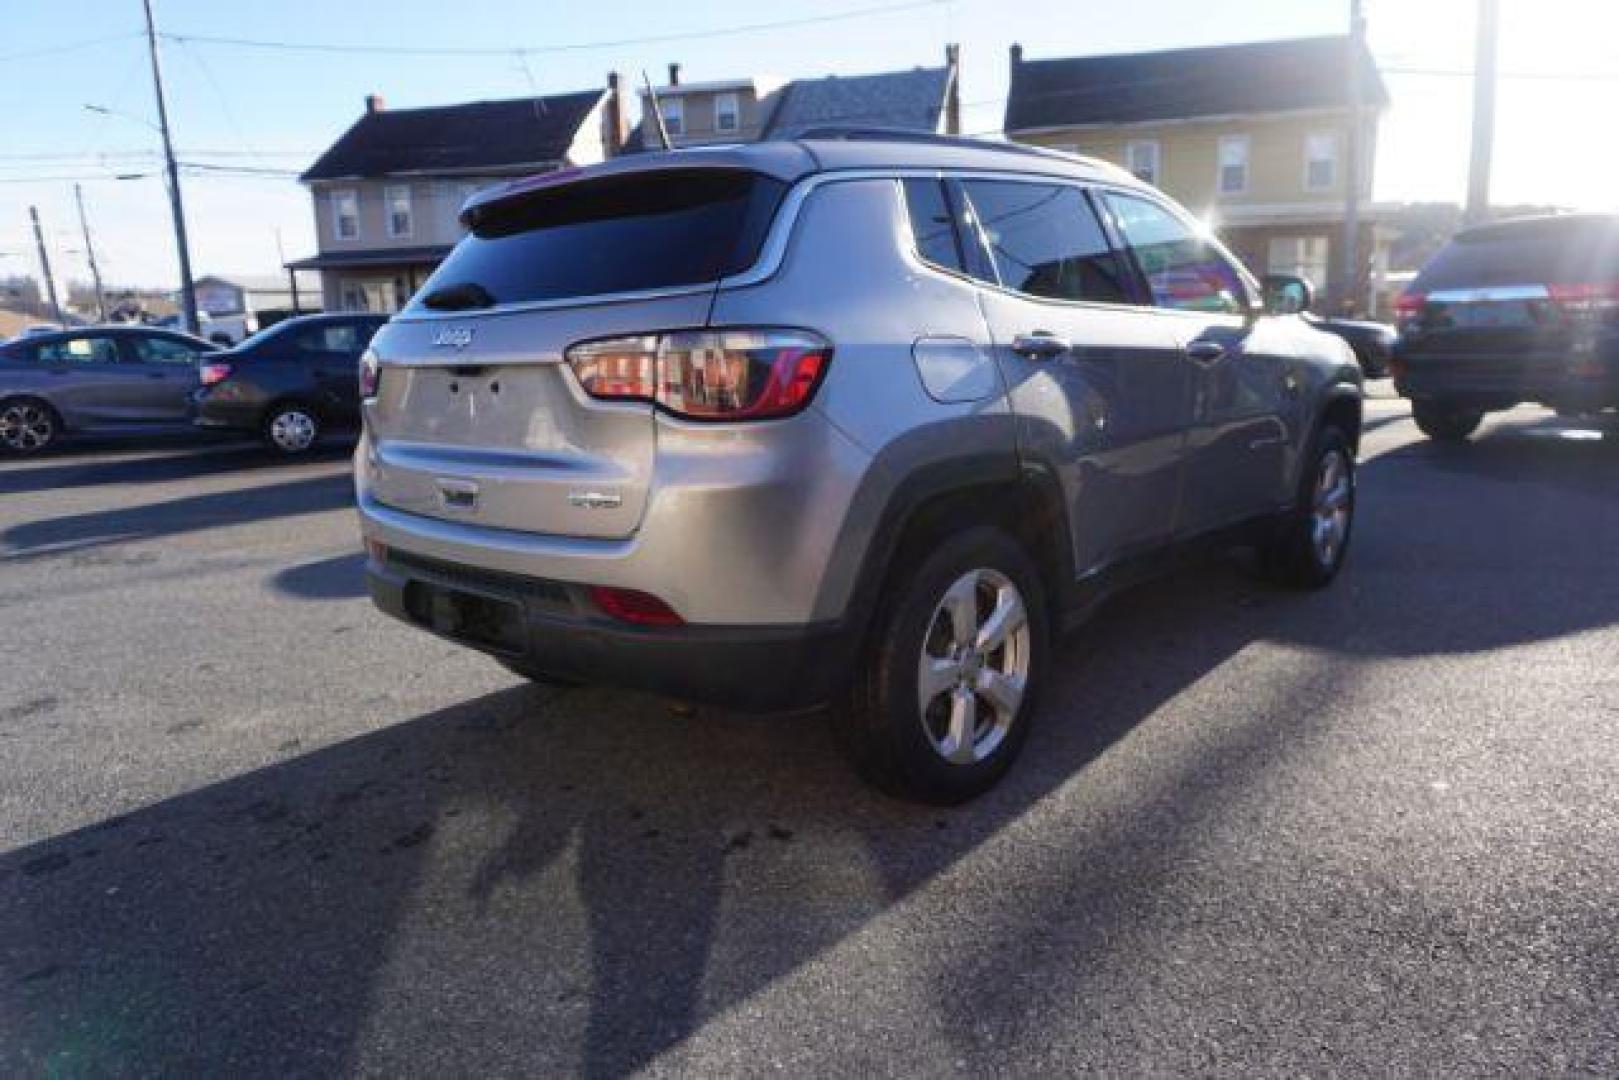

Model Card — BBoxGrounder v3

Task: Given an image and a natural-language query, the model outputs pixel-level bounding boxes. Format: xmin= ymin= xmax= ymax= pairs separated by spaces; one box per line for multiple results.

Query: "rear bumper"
xmin=365 ymin=550 xmax=857 ymax=711
xmin=1395 ymin=354 xmax=1619 ymax=409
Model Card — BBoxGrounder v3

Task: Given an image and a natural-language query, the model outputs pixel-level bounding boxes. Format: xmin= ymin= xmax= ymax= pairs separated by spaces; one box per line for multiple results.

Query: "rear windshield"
xmin=1415 ymin=217 xmax=1619 ymax=291
xmin=411 ymin=169 xmax=786 ymax=309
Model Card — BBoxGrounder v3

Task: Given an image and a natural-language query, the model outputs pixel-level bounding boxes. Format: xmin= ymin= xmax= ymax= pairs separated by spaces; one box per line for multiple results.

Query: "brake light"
xmin=566 ymin=329 xmax=832 ymax=421
xmin=588 ymin=586 xmax=684 ymax=627
xmin=199 ymin=362 xmax=233 ymax=386
xmin=1547 ymin=282 xmax=1619 ymax=313
xmin=1393 ymin=290 xmax=1426 ymax=330
xmin=358 ymin=348 xmax=381 ymax=399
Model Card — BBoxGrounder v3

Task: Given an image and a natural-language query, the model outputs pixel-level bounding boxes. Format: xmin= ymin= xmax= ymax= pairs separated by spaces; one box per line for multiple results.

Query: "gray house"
xmin=628 ymin=46 xmax=960 ymax=151
xmin=290 ymin=83 xmax=629 ymax=313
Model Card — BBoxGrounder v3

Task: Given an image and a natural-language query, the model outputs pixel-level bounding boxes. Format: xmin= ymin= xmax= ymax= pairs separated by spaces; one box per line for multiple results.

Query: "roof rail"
xmin=789 ymin=125 xmax=1063 ymax=161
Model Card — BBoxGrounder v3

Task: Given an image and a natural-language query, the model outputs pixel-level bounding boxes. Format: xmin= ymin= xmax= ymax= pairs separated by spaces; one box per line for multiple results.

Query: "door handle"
xmin=1186 ymin=341 xmax=1227 ymax=365
xmin=1011 ymin=332 xmax=1071 ymax=360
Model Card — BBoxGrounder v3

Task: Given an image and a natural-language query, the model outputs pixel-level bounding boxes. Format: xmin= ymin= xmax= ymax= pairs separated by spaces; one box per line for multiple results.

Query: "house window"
xmin=385 ymin=185 xmax=412 ymax=238
xmin=332 ymin=189 xmax=359 ymax=241
xmin=1218 ymin=135 xmax=1250 ymax=195
xmin=1305 ymin=133 xmax=1339 ymax=191
xmin=1268 ymin=236 xmax=1331 ymax=293
xmin=1125 ymin=140 xmax=1160 ymax=186
xmin=714 ymin=92 xmax=739 ymax=133
xmin=660 ymin=97 xmax=684 ymax=137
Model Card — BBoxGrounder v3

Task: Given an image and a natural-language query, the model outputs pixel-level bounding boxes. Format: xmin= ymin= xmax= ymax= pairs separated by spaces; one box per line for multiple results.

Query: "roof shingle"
xmin=1004 ymin=36 xmax=1388 ymax=133
xmin=765 ymin=66 xmax=952 ymax=139
xmin=301 ymin=91 xmax=603 ymax=182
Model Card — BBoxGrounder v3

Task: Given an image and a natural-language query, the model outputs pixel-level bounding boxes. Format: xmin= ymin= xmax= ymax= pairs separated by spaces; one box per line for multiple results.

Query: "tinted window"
xmin=288 ymin=322 xmax=376 ymax=355
xmin=1106 ymin=192 xmax=1248 ymax=315
xmin=129 ymin=334 xmax=206 ymax=364
xmin=413 ymin=169 xmax=785 ymax=308
xmin=959 ymin=180 xmax=1131 ymax=304
xmin=37 ymin=335 xmax=119 ymax=364
xmin=1415 ymin=216 xmax=1619 ymax=290
xmin=902 ymin=179 xmax=965 ymax=273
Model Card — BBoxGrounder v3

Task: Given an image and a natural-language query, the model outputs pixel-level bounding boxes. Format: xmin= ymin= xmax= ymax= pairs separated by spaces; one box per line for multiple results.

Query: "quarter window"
xmin=332 ymin=189 xmax=360 ymax=240
xmin=901 ymin=179 xmax=965 ymax=274
xmin=959 ymin=180 xmax=1132 ymax=304
xmin=1105 ymin=192 xmax=1249 ymax=315
xmin=385 ymin=185 xmax=413 ymax=238
xmin=715 ymin=92 xmax=740 ymax=133
xmin=1305 ymin=133 xmax=1339 ymax=191
xmin=1218 ymin=135 xmax=1250 ymax=195
xmin=1125 ymin=140 xmax=1160 ymax=185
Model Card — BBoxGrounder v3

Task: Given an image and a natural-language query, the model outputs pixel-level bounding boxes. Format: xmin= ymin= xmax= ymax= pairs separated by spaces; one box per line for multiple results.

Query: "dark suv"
xmin=1394 ymin=213 xmax=1619 ymax=441
xmin=192 ymin=313 xmax=388 ymax=454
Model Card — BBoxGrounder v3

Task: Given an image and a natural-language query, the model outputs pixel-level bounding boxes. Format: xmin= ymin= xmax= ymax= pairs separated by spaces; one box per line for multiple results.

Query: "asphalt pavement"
xmin=1 ymin=398 xmax=1616 ymax=1076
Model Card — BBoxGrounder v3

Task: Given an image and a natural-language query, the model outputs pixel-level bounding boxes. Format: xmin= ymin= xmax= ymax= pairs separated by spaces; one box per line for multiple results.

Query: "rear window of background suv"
xmin=1415 ymin=218 xmax=1619 ymax=291
xmin=410 ymin=169 xmax=787 ymax=309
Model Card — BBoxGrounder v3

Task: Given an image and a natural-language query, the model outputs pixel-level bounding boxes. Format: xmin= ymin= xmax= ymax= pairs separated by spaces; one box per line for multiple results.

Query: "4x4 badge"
xmin=432 ymin=327 xmax=474 ymax=348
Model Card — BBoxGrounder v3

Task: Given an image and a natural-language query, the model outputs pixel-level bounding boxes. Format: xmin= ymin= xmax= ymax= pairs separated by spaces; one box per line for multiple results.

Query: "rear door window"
xmin=127 ymin=334 xmax=207 ymax=364
xmin=1104 ymin=192 xmax=1250 ymax=315
xmin=413 ymin=168 xmax=786 ymax=309
xmin=956 ymin=179 xmax=1133 ymax=304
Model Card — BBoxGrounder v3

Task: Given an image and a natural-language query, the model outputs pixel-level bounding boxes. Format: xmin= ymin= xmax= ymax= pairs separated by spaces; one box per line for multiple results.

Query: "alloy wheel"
xmin=0 ymin=402 xmax=55 ymax=452
xmin=1311 ymin=448 xmax=1353 ymax=568
xmin=916 ymin=568 xmax=1031 ymax=765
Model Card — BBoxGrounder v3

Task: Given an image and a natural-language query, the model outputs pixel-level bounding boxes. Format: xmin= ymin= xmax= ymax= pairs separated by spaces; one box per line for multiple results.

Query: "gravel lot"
xmin=2 ymin=396 xmax=1616 ymax=1076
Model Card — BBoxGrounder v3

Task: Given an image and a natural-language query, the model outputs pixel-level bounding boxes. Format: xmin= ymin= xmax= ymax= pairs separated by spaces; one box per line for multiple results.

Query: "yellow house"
xmin=1004 ymin=36 xmax=1388 ymax=311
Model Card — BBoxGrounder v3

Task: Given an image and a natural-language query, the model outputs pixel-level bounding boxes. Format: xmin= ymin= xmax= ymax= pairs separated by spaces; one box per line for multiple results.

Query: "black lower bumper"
xmin=366 ymin=553 xmax=859 ymax=712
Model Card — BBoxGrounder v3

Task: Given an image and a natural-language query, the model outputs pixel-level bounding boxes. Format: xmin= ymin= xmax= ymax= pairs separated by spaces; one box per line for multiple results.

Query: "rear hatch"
xmin=364 ymin=166 xmax=787 ymax=540
xmin=1399 ymin=216 xmax=1619 ymax=373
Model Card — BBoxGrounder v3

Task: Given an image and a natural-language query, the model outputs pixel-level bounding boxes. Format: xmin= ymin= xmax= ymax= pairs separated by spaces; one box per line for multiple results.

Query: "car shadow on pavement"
xmin=268 ymin=552 xmax=368 ymax=600
xmin=1 ymin=472 xmax=355 ymax=560
xmin=4 ymin=421 xmax=1618 ymax=1074
xmin=0 ymin=440 xmax=352 ymax=497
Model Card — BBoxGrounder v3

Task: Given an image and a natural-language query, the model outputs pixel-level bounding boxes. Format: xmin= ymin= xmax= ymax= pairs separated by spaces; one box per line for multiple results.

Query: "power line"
xmin=0 ymin=32 xmax=142 ymax=63
xmin=161 ymin=0 xmax=946 ymax=57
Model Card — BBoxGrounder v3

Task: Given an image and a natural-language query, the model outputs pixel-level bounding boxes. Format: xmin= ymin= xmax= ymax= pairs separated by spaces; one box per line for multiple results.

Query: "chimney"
xmin=944 ymin=43 xmax=961 ymax=135
xmin=364 ymin=93 xmax=386 ymax=115
xmin=1009 ymin=43 xmax=1023 ymax=67
xmin=604 ymin=72 xmax=628 ymax=157
xmin=667 ymin=62 xmax=681 ymax=87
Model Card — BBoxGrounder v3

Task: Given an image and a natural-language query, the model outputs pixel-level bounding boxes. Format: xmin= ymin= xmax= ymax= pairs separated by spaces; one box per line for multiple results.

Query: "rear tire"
xmin=836 ymin=526 xmax=1049 ymax=805
xmin=1258 ymin=425 xmax=1355 ymax=590
xmin=1412 ymin=400 xmax=1483 ymax=443
xmin=0 ymin=397 xmax=59 ymax=455
xmin=262 ymin=403 xmax=321 ymax=456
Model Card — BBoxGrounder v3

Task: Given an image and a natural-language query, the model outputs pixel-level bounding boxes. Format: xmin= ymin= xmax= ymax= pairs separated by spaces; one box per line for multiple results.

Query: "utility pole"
xmin=1338 ymin=0 xmax=1366 ymax=316
xmin=74 ymin=184 xmax=108 ymax=322
xmin=1464 ymin=0 xmax=1500 ymax=226
xmin=141 ymin=0 xmax=200 ymax=333
xmin=28 ymin=206 xmax=64 ymax=324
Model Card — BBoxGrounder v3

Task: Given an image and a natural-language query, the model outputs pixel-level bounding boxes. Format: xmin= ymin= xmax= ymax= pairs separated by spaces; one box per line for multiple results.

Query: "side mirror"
xmin=1261 ymin=274 xmax=1313 ymax=316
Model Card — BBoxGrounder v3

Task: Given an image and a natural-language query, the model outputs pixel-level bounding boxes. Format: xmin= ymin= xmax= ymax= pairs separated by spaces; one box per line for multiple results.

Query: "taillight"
xmin=358 ymin=348 xmax=380 ymax=399
xmin=1548 ymin=282 xmax=1619 ymax=314
xmin=566 ymin=329 xmax=832 ymax=421
xmin=588 ymin=585 xmax=684 ymax=627
xmin=1393 ymin=290 xmax=1426 ymax=331
xmin=199 ymin=362 xmax=233 ymax=386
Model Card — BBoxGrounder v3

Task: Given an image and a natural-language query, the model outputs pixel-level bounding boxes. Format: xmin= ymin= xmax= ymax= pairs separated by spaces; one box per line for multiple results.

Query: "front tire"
xmin=837 ymin=526 xmax=1049 ymax=805
xmin=1259 ymin=426 xmax=1355 ymax=589
xmin=0 ymin=397 xmax=59 ymax=455
xmin=1412 ymin=400 xmax=1483 ymax=443
xmin=262 ymin=403 xmax=321 ymax=456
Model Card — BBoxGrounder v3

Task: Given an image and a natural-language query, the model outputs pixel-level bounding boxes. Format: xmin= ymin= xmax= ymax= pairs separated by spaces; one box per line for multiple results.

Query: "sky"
xmin=2 ymin=0 xmax=1616 ymax=292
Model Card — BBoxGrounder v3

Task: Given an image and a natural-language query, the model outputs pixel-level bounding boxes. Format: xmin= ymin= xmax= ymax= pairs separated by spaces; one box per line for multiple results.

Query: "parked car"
xmin=191 ymin=312 xmax=388 ymax=455
xmin=0 ymin=326 xmax=220 ymax=454
xmin=1393 ymin=213 xmax=1619 ymax=441
xmin=1260 ymin=277 xmax=1395 ymax=378
xmin=356 ymin=133 xmax=1363 ymax=803
xmin=1305 ymin=312 xmax=1395 ymax=379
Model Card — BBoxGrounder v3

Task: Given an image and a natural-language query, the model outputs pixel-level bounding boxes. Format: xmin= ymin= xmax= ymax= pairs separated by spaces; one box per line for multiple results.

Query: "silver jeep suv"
xmin=357 ymin=132 xmax=1362 ymax=803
